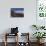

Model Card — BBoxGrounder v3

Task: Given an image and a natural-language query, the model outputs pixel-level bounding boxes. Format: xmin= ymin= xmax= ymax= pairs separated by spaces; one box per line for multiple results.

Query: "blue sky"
xmin=11 ymin=8 xmax=24 ymax=13
xmin=11 ymin=8 xmax=24 ymax=11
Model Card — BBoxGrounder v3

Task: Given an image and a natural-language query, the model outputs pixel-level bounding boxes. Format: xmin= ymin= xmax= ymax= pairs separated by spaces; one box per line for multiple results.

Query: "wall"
xmin=0 ymin=0 xmax=36 ymax=42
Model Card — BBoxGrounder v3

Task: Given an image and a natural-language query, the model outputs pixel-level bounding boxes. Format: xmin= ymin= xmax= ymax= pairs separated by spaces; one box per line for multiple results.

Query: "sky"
xmin=11 ymin=8 xmax=24 ymax=13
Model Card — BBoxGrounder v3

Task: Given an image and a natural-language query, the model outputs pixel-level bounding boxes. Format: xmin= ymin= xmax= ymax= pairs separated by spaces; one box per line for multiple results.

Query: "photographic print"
xmin=11 ymin=8 xmax=24 ymax=17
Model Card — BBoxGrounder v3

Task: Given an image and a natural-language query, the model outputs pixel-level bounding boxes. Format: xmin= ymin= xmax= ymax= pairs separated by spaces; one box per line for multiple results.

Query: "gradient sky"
xmin=11 ymin=8 xmax=24 ymax=13
xmin=11 ymin=8 xmax=24 ymax=11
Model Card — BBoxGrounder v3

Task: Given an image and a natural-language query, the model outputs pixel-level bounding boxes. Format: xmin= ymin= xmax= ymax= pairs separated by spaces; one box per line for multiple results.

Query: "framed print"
xmin=11 ymin=8 xmax=24 ymax=17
